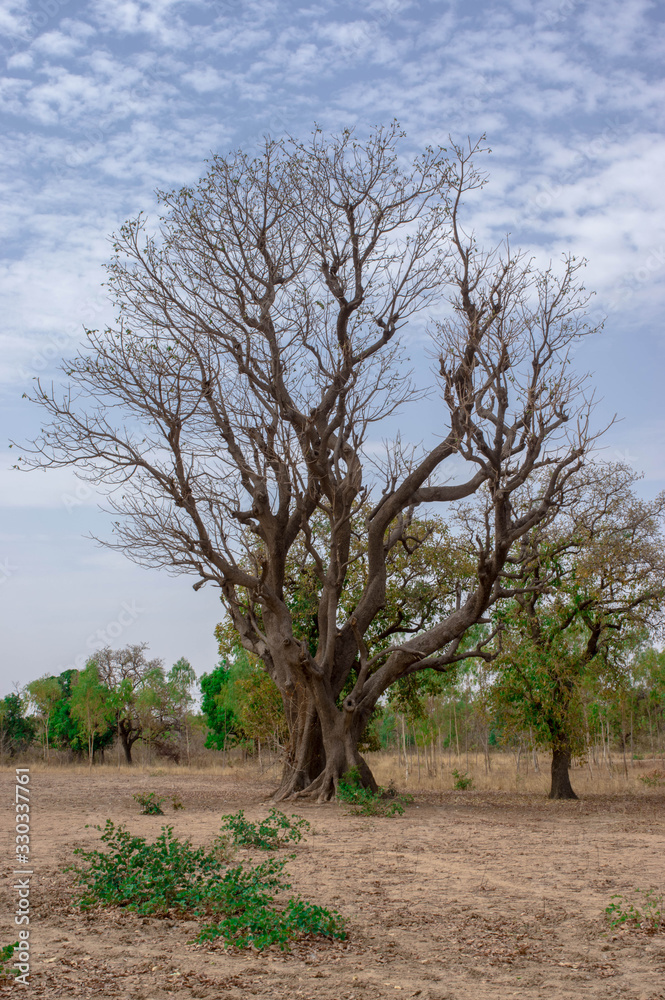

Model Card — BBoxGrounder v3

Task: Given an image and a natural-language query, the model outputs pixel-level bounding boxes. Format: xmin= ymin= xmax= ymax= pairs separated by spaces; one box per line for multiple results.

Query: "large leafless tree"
xmin=21 ymin=125 xmax=600 ymax=800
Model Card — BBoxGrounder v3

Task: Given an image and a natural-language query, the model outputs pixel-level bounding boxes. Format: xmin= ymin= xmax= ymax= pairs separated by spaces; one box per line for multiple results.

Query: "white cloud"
xmin=7 ymin=49 xmax=34 ymax=69
xmin=88 ymin=0 xmax=194 ymax=48
xmin=32 ymin=27 xmax=88 ymax=57
xmin=182 ymin=64 xmax=224 ymax=92
xmin=578 ymin=0 xmax=663 ymax=58
xmin=0 ymin=0 xmax=30 ymax=38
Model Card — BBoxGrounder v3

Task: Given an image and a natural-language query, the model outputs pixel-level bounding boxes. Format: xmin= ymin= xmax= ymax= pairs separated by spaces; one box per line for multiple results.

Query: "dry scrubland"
xmin=1 ymin=756 xmax=664 ymax=1000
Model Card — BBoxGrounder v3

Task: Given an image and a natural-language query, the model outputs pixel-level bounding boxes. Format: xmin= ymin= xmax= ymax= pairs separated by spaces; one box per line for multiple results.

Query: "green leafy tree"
xmin=631 ymin=647 xmax=665 ymax=754
xmin=229 ymin=655 xmax=289 ymax=752
xmin=133 ymin=663 xmax=179 ymax=763
xmin=0 ymin=693 xmax=35 ymax=758
xmin=200 ymin=660 xmax=241 ymax=751
xmin=92 ymin=645 xmax=167 ymax=764
xmin=491 ymin=464 xmax=665 ymax=798
xmin=26 ymin=676 xmax=62 ymax=760
xmin=165 ymin=657 xmax=197 ymax=764
xmin=48 ymin=669 xmax=109 ymax=758
xmin=70 ymin=663 xmax=114 ymax=769
xmin=203 ymin=645 xmax=288 ymax=753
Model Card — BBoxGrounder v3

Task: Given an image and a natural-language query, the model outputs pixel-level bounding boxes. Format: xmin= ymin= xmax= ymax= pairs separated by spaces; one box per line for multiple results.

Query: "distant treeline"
xmin=2 ymin=643 xmax=664 ymax=774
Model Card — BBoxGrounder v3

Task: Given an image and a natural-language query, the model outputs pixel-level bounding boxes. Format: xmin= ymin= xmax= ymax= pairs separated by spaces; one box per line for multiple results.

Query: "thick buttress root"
xmin=271 ymin=766 xmax=340 ymax=803
xmin=271 ymin=754 xmax=378 ymax=804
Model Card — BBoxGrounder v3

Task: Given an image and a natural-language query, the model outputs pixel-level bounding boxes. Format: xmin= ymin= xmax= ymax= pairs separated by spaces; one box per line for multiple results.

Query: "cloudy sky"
xmin=1 ymin=0 xmax=664 ymax=694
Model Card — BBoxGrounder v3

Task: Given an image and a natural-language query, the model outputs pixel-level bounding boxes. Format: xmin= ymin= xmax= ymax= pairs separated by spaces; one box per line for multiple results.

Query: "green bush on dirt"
xmin=219 ymin=809 xmax=310 ymax=850
xmin=336 ymin=766 xmax=412 ymax=816
xmin=451 ymin=769 xmax=474 ymax=790
xmin=605 ymin=889 xmax=664 ymax=932
xmin=67 ymin=816 xmax=345 ymax=951
xmin=199 ymin=896 xmax=346 ymax=950
xmin=133 ymin=792 xmax=165 ymax=815
xmin=0 ymin=943 xmax=18 ymax=979
xmin=638 ymin=770 xmax=665 ymax=788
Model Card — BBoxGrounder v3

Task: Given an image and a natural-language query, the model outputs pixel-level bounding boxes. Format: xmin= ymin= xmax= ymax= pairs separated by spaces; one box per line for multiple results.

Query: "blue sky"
xmin=1 ymin=0 xmax=664 ymax=693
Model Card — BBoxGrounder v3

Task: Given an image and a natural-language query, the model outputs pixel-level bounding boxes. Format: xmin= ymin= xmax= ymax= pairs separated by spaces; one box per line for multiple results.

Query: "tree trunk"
xmin=547 ymin=675 xmax=578 ymax=800
xmin=401 ymin=715 xmax=409 ymax=782
xmin=272 ymin=690 xmax=325 ymax=799
xmin=270 ymin=681 xmax=377 ymax=803
xmin=119 ymin=725 xmax=136 ymax=765
xmin=549 ymin=744 xmax=578 ymax=799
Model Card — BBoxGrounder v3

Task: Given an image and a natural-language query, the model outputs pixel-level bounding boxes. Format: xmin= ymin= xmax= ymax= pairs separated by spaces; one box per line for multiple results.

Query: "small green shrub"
xmin=605 ymin=890 xmax=664 ymax=932
xmin=219 ymin=809 xmax=310 ymax=850
xmin=0 ymin=943 xmax=18 ymax=978
xmin=171 ymin=796 xmax=185 ymax=811
xmin=67 ymin=817 xmax=342 ymax=952
xmin=70 ymin=821 xmax=285 ymax=915
xmin=337 ymin=766 xmax=412 ymax=817
xmin=199 ymin=897 xmax=346 ymax=950
xmin=451 ymin=769 xmax=473 ymax=790
xmin=133 ymin=792 xmax=165 ymax=815
xmin=639 ymin=770 xmax=665 ymax=787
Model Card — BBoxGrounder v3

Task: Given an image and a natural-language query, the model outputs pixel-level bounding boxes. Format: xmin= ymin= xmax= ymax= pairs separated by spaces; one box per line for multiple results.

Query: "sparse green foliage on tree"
xmin=70 ymin=662 xmax=114 ymax=769
xmin=38 ymin=669 xmax=114 ymax=759
xmin=489 ymin=464 xmax=665 ymax=798
xmin=0 ymin=694 xmax=35 ymax=759
xmin=26 ymin=675 xmax=62 ymax=760
xmin=92 ymin=645 xmax=170 ymax=764
xmin=164 ymin=657 xmax=197 ymax=764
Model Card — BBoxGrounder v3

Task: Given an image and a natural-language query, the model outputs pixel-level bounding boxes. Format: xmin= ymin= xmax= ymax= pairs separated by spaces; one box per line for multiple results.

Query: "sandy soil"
xmin=1 ymin=766 xmax=664 ymax=1000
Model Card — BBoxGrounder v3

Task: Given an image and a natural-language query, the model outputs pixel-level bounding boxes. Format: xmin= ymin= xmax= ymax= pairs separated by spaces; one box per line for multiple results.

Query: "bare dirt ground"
xmin=1 ymin=764 xmax=664 ymax=1000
